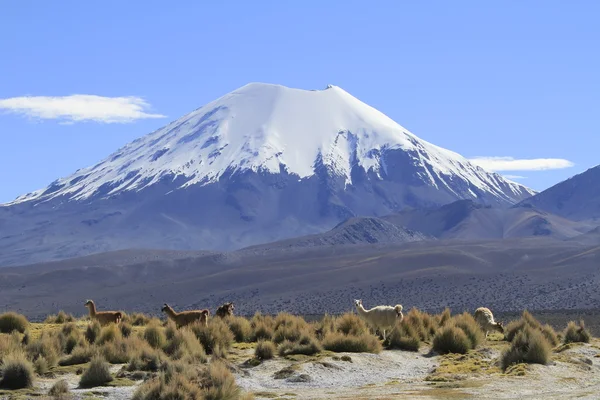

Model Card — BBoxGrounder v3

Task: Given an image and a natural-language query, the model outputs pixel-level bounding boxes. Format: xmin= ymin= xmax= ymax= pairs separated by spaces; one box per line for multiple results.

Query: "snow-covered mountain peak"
xmin=8 ymin=82 xmax=535 ymax=205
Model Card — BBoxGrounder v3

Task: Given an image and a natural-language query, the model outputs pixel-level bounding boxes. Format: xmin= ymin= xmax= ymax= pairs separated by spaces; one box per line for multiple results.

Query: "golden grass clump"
xmin=26 ymin=331 xmax=61 ymax=368
xmin=432 ymin=323 xmax=472 ymax=355
xmin=255 ymin=340 xmax=276 ymax=360
xmin=0 ymin=312 xmax=29 ymax=334
xmin=0 ymin=351 xmax=35 ymax=389
xmin=563 ymin=320 xmax=592 ymax=344
xmin=48 ymin=379 xmax=70 ymax=397
xmin=44 ymin=310 xmax=75 ymax=324
xmin=452 ymin=312 xmax=484 ymax=349
xmin=101 ymin=335 xmax=151 ymax=364
xmin=272 ymin=313 xmax=311 ymax=344
xmin=144 ymin=323 xmax=167 ymax=349
xmin=385 ymin=319 xmax=421 ymax=351
xmin=85 ymin=321 xmax=102 ymax=344
xmin=127 ymin=347 xmax=164 ymax=372
xmin=403 ymin=308 xmax=438 ymax=342
xmin=59 ymin=343 xmax=94 ymax=366
xmin=501 ymin=325 xmax=551 ymax=370
xmin=191 ymin=318 xmax=234 ymax=355
xmin=97 ymin=324 xmax=122 ymax=345
xmin=79 ymin=355 xmax=114 ymax=388
xmin=278 ymin=335 xmax=322 ymax=356
xmin=163 ymin=327 xmax=207 ymax=363
xmin=322 ymin=331 xmax=382 ymax=354
xmin=227 ymin=316 xmax=253 ymax=343
xmin=335 ymin=313 xmax=370 ymax=336
xmin=504 ymin=310 xmax=558 ymax=346
xmin=0 ymin=331 xmax=22 ymax=359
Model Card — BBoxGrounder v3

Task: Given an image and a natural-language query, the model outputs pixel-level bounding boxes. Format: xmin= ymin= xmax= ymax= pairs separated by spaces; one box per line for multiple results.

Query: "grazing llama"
xmin=161 ymin=303 xmax=209 ymax=328
xmin=84 ymin=300 xmax=122 ymax=326
xmin=474 ymin=307 xmax=504 ymax=338
xmin=354 ymin=299 xmax=403 ymax=340
xmin=215 ymin=302 xmax=234 ymax=318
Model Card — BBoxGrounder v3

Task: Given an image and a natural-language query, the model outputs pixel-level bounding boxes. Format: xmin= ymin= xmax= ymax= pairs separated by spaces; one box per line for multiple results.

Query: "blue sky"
xmin=1 ymin=1 xmax=598 ymax=203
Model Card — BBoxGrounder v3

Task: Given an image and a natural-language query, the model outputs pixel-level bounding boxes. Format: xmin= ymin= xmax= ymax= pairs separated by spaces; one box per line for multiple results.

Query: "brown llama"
xmin=215 ymin=302 xmax=234 ymax=318
xmin=161 ymin=303 xmax=209 ymax=328
xmin=84 ymin=300 xmax=122 ymax=326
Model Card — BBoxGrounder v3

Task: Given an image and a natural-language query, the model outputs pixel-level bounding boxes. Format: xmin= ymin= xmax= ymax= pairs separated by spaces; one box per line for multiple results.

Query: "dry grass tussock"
xmin=505 ymin=310 xmax=559 ymax=346
xmin=79 ymin=355 xmax=113 ymax=388
xmin=272 ymin=313 xmax=311 ymax=344
xmin=501 ymin=325 xmax=551 ymax=370
xmin=48 ymin=379 xmax=70 ymax=397
xmin=563 ymin=320 xmax=591 ymax=344
xmin=227 ymin=316 xmax=253 ymax=343
xmin=255 ymin=340 xmax=276 ymax=360
xmin=191 ymin=318 xmax=234 ymax=357
xmin=44 ymin=310 xmax=75 ymax=324
xmin=250 ymin=313 xmax=275 ymax=342
xmin=0 ymin=312 xmax=29 ymax=334
xmin=133 ymin=360 xmax=254 ymax=400
xmin=432 ymin=313 xmax=483 ymax=355
xmin=0 ymin=351 xmax=35 ymax=389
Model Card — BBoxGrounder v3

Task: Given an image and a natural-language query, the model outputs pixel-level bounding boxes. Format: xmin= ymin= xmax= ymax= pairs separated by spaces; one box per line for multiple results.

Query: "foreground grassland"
xmin=0 ymin=309 xmax=598 ymax=399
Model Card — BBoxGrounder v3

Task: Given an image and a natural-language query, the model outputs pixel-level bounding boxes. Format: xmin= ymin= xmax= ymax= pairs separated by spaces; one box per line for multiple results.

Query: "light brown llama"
xmin=215 ymin=302 xmax=234 ymax=318
xmin=84 ymin=300 xmax=122 ymax=326
xmin=161 ymin=303 xmax=209 ymax=328
xmin=474 ymin=307 xmax=504 ymax=338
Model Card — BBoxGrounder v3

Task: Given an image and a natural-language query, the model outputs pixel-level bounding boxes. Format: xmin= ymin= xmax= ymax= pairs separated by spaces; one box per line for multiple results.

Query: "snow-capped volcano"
xmin=11 ymin=83 xmax=533 ymax=205
xmin=1 ymin=83 xmax=536 ymax=266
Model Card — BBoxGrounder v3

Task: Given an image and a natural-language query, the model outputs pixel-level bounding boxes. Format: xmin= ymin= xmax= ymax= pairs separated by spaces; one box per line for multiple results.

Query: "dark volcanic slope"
xmin=2 ymin=238 xmax=600 ymax=320
xmin=519 ymin=165 xmax=600 ymax=221
xmin=383 ymin=200 xmax=594 ymax=240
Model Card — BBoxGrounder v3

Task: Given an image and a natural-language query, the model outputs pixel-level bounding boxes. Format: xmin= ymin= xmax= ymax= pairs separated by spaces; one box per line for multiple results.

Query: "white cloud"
xmin=502 ymin=174 xmax=526 ymax=180
xmin=0 ymin=94 xmax=166 ymax=123
xmin=469 ymin=156 xmax=574 ymax=171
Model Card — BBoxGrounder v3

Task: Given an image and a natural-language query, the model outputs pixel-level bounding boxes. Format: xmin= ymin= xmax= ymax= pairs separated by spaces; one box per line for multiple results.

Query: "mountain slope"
xmin=383 ymin=200 xmax=593 ymax=240
xmin=518 ymin=165 xmax=600 ymax=221
xmin=1 ymin=83 xmax=535 ymax=266
xmin=9 ymin=83 xmax=533 ymax=206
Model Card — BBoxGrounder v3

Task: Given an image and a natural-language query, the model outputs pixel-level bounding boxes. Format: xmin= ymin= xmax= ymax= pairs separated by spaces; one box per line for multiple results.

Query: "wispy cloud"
xmin=469 ymin=156 xmax=574 ymax=171
xmin=502 ymin=174 xmax=526 ymax=180
xmin=0 ymin=95 xmax=166 ymax=123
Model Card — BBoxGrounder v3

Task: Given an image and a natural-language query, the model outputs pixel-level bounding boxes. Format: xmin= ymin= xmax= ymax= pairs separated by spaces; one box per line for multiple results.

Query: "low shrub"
xmin=97 ymin=324 xmax=122 ymax=345
xmin=201 ymin=360 xmax=246 ymax=399
xmin=128 ymin=312 xmax=151 ymax=326
xmin=272 ymin=313 xmax=310 ymax=344
xmin=438 ymin=307 xmax=452 ymax=327
xmin=563 ymin=320 xmax=591 ymax=344
xmin=432 ymin=323 xmax=471 ymax=354
xmin=322 ymin=332 xmax=382 ymax=354
xmin=0 ymin=312 xmax=29 ymax=334
xmin=133 ymin=374 xmax=201 ymax=400
xmin=48 ymin=379 xmax=70 ymax=397
xmin=27 ymin=332 xmax=61 ymax=368
xmin=127 ymin=348 xmax=163 ymax=372
xmin=120 ymin=322 xmax=133 ymax=338
xmin=144 ymin=323 xmax=166 ymax=349
xmin=34 ymin=356 xmax=49 ymax=375
xmin=85 ymin=321 xmax=102 ymax=344
xmin=385 ymin=320 xmax=421 ymax=351
xmin=228 ymin=316 xmax=252 ymax=342
xmin=452 ymin=312 xmax=484 ymax=349
xmin=101 ymin=335 xmax=150 ymax=364
xmin=45 ymin=310 xmax=75 ymax=324
xmin=59 ymin=344 xmax=94 ymax=366
xmin=335 ymin=313 xmax=369 ymax=336
xmin=79 ymin=355 xmax=113 ymax=388
xmin=278 ymin=335 xmax=322 ymax=356
xmin=404 ymin=308 xmax=438 ymax=342
xmin=191 ymin=318 xmax=233 ymax=355
xmin=541 ymin=324 xmax=559 ymax=347
xmin=252 ymin=320 xmax=274 ymax=342
xmin=0 ymin=332 xmax=22 ymax=359
xmin=501 ymin=325 xmax=551 ymax=369
xmin=163 ymin=328 xmax=207 ymax=363
xmin=255 ymin=340 xmax=276 ymax=360
xmin=0 ymin=351 xmax=35 ymax=389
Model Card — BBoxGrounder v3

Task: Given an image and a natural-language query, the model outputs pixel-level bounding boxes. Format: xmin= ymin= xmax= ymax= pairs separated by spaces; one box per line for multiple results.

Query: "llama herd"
xmin=83 ymin=298 xmax=504 ymax=340
xmin=84 ymin=299 xmax=234 ymax=327
xmin=352 ymin=299 xmax=504 ymax=340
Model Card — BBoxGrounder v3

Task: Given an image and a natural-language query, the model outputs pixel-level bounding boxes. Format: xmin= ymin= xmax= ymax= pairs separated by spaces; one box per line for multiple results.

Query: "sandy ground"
xmin=234 ymin=340 xmax=600 ymax=400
